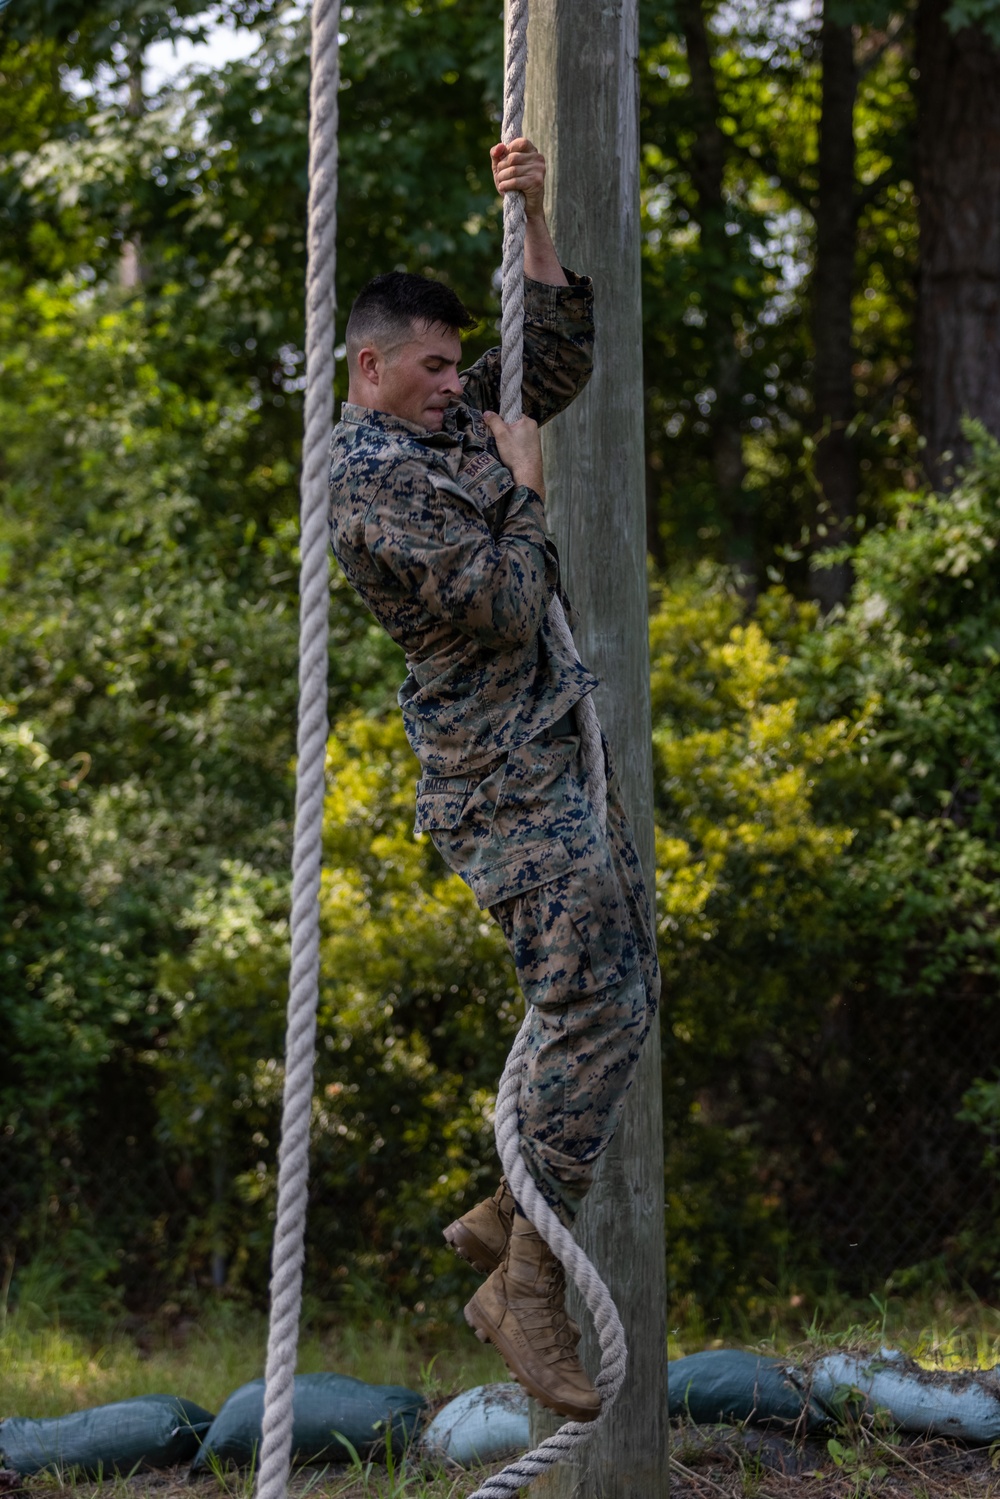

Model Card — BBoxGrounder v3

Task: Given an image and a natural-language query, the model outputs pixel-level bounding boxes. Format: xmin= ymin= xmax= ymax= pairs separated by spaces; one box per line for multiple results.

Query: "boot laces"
xmin=507 ymin=1258 xmax=583 ymax=1366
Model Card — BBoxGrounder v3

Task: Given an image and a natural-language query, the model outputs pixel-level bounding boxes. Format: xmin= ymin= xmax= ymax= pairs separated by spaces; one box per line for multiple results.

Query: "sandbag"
xmin=190 ymin=1373 xmax=426 ymax=1471
xmin=419 ymin=1384 xmax=528 ymax=1468
xmin=668 ymin=1350 xmax=829 ymax=1433
xmin=0 ymin=1395 xmax=215 ymax=1477
xmin=803 ymin=1348 xmax=1000 ymax=1442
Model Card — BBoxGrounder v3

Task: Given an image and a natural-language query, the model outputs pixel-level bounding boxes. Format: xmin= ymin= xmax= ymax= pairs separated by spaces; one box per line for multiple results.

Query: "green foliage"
xmin=944 ymin=0 xmax=1000 ymax=45
xmin=0 ymin=258 xmax=388 ymax=1303
xmin=0 ymin=1303 xmax=501 ymax=1420
xmin=803 ymin=425 xmax=1000 ymax=1004
xmin=310 ymin=712 xmax=519 ymax=1309
xmin=639 ymin=0 xmax=920 ymax=572
xmin=640 ymin=8 xmax=813 ymax=559
xmin=0 ymin=707 xmax=123 ymax=1108
xmin=0 ymin=0 xmax=506 ymax=1310
xmin=0 ymin=706 xmax=151 ymax=1324
xmin=661 ymin=435 xmax=1000 ymax=1311
xmin=649 ymin=570 xmax=856 ymax=1307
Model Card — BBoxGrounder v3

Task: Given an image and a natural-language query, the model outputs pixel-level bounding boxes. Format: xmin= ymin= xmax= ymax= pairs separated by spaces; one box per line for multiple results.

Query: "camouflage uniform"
xmin=328 ymin=272 xmax=660 ymax=1224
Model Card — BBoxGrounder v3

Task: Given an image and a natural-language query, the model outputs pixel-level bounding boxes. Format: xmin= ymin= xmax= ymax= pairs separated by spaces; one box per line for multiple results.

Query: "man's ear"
xmin=357 ymin=346 xmax=380 ymax=386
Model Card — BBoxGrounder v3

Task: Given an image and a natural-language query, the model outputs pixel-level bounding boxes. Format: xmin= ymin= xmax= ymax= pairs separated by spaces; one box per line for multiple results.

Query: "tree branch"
xmin=856 ymin=11 xmax=915 ymax=81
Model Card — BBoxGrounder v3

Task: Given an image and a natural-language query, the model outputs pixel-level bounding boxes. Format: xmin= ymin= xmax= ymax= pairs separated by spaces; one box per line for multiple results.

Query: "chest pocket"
xmin=414 ymin=776 xmax=473 ymax=834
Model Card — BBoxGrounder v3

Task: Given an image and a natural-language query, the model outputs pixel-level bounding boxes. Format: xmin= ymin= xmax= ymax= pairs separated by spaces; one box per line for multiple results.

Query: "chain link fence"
xmin=789 ymin=990 xmax=1000 ymax=1286
xmin=682 ymin=986 xmax=1000 ymax=1296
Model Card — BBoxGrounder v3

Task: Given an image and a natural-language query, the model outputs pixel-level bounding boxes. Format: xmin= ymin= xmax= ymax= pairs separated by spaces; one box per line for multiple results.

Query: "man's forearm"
xmin=524 ymin=212 xmax=569 ymax=287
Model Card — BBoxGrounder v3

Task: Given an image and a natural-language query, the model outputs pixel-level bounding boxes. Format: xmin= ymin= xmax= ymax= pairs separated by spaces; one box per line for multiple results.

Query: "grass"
xmin=19 ymin=1460 xmax=513 ymax=1499
xmin=51 ymin=1475 xmax=505 ymax=1499
xmin=668 ymin=1281 xmax=1000 ymax=1373
xmin=0 ymin=1304 xmax=505 ymax=1421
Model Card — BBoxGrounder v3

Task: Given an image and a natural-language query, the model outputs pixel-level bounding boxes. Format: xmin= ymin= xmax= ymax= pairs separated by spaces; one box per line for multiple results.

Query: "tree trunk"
xmin=524 ymin=3 xmax=668 ymax=1495
xmin=810 ymin=6 xmax=857 ymax=611
xmin=916 ymin=0 xmax=1000 ymax=484
xmin=679 ymin=0 xmax=752 ymax=579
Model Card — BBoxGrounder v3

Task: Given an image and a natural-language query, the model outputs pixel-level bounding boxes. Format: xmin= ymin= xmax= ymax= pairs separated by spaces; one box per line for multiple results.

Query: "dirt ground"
xmin=668 ymin=1419 xmax=1000 ymax=1498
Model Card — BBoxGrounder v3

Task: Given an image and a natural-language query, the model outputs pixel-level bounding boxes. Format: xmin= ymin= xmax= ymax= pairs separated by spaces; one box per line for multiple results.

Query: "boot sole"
xmin=464 ymin=1289 xmax=601 ymax=1424
xmin=443 ymin=1221 xmax=503 ymax=1277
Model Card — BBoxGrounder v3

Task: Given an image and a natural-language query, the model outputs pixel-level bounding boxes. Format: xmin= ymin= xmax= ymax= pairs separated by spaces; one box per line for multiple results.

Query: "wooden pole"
xmin=523 ymin=2 xmax=668 ymax=1493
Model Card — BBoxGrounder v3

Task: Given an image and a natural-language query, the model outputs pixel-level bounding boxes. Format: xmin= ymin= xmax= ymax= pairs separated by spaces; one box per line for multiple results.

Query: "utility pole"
xmin=524 ymin=1 xmax=668 ymax=1493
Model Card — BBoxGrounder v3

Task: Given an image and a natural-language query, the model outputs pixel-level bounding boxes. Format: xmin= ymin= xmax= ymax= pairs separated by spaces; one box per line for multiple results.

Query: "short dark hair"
xmin=345 ymin=272 xmax=475 ymax=365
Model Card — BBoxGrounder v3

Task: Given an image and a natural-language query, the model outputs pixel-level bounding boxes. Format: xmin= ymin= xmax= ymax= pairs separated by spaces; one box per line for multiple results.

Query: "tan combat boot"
xmin=443 ymin=1178 xmax=515 ymax=1275
xmin=463 ymin=1213 xmax=601 ymax=1423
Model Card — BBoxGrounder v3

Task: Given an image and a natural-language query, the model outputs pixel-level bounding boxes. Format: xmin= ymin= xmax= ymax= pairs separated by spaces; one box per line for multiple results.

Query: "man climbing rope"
xmin=327 ymin=138 xmax=660 ymax=1424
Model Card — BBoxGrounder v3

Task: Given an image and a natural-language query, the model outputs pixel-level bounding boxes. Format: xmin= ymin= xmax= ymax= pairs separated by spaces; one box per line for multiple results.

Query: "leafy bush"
xmin=649 ymin=570 xmax=856 ymax=1312
xmin=802 ymin=423 xmax=1000 ymax=1009
xmin=150 ymin=711 xmax=521 ymax=1313
xmin=310 ymin=712 xmax=519 ymax=1312
xmin=0 ymin=708 xmax=146 ymax=1324
xmin=659 ymin=432 xmax=1000 ymax=1312
xmin=0 ymin=274 xmax=399 ymax=1311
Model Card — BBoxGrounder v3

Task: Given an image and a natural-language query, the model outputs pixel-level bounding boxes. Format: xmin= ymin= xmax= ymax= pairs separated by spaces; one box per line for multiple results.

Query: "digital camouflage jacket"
xmin=328 ymin=271 xmax=598 ymax=776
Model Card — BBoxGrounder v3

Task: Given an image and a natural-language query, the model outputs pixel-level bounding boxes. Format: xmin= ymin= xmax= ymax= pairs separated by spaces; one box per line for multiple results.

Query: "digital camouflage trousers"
xmin=414 ymin=713 xmax=661 ymax=1223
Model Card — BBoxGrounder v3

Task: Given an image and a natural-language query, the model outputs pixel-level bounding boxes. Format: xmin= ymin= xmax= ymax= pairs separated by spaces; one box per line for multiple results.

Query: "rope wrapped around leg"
xmin=467 ymin=3 xmax=626 ymax=1495
xmin=466 ymin=1017 xmax=627 ymax=1498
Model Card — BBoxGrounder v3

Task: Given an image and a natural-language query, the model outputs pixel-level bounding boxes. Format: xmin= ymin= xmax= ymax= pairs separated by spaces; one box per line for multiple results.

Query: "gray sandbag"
xmin=668 ymin=1350 xmax=829 ymax=1433
xmin=419 ymin=1384 xmax=528 ymax=1467
xmin=190 ymin=1373 xmax=426 ymax=1471
xmin=0 ymin=1395 xmax=215 ymax=1476
xmin=803 ymin=1348 xmax=1000 ymax=1442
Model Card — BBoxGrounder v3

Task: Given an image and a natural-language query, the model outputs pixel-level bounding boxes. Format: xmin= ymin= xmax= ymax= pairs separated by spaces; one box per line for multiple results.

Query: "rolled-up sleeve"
xmin=460 ymin=270 xmax=595 ymax=426
xmin=365 ymin=466 xmax=558 ymax=649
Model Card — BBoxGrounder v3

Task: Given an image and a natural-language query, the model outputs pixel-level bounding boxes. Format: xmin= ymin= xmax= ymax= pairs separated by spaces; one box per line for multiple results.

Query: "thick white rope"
xmin=467 ymin=5 xmax=625 ymax=1495
xmin=256 ymin=2 xmax=340 ymax=1497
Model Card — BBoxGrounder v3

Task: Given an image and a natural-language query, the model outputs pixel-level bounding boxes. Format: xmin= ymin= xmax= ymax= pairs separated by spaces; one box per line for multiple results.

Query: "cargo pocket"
xmin=492 ymin=845 xmax=638 ymax=1009
xmin=413 ymin=776 xmax=473 ymax=835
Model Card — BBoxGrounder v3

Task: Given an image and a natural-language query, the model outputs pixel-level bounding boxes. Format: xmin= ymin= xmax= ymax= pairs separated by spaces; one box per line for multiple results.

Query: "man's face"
xmin=371 ymin=321 xmax=464 ymax=431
